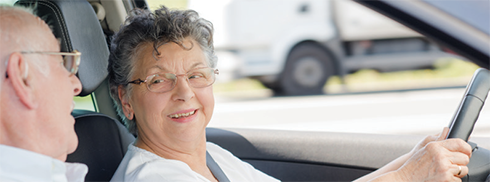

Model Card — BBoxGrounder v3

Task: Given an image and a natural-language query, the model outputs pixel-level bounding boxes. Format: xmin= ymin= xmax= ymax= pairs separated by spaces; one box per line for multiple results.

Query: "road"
xmin=210 ymin=88 xmax=490 ymax=138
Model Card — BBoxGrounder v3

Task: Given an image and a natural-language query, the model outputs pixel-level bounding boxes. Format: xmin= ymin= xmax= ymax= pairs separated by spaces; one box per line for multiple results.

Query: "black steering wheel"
xmin=446 ymin=68 xmax=490 ymax=182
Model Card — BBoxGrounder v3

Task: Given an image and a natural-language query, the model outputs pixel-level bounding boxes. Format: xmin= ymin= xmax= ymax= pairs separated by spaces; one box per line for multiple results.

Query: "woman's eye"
xmin=189 ymin=75 xmax=201 ymax=79
xmin=151 ymin=78 xmax=166 ymax=84
xmin=189 ymin=73 xmax=204 ymax=79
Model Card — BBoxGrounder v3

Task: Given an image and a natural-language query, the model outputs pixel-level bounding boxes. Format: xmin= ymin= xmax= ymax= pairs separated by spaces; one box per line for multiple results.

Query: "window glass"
xmin=74 ymin=95 xmax=95 ymax=111
xmin=144 ymin=0 xmax=489 ymax=138
xmin=424 ymin=0 xmax=490 ymax=35
xmin=147 ymin=0 xmax=187 ymax=10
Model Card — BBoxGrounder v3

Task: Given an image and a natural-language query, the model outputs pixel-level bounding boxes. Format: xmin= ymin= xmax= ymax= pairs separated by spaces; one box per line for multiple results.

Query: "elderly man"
xmin=0 ymin=6 xmax=87 ymax=182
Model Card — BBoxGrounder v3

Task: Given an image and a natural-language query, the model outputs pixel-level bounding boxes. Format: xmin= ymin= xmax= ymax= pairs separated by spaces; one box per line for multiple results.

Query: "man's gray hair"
xmin=108 ymin=6 xmax=217 ymax=135
xmin=0 ymin=4 xmax=34 ymax=14
xmin=0 ymin=5 xmax=51 ymax=76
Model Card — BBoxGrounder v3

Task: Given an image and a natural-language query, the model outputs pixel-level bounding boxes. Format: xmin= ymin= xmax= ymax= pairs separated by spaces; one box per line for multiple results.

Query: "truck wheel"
xmin=278 ymin=43 xmax=334 ymax=95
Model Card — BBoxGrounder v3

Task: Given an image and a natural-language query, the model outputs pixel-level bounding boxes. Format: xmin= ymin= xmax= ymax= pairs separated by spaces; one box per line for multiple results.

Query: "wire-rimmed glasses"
xmin=127 ymin=67 xmax=219 ymax=93
xmin=20 ymin=50 xmax=81 ymax=76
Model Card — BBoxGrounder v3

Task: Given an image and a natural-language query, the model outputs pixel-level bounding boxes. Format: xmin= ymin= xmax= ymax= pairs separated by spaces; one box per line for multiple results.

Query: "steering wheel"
xmin=446 ymin=68 xmax=490 ymax=181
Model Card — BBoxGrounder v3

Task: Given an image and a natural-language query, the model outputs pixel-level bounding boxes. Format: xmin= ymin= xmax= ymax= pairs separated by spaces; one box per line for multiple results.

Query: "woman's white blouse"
xmin=110 ymin=142 xmax=280 ymax=182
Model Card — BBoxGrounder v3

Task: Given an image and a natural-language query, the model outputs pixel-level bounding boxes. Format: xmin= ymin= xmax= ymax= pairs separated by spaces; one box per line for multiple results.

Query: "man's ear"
xmin=118 ymin=85 xmax=134 ymax=120
xmin=7 ymin=53 xmax=38 ymax=109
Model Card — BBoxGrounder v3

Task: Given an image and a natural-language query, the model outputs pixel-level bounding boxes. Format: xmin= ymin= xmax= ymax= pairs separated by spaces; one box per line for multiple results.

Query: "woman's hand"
xmin=355 ymin=127 xmax=472 ymax=182
xmin=408 ymin=127 xmax=449 ymax=157
xmin=395 ymin=127 xmax=472 ymax=181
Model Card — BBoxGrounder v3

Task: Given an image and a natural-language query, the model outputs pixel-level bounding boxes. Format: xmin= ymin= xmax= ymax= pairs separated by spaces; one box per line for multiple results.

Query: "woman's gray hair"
xmin=108 ymin=6 xmax=217 ymax=135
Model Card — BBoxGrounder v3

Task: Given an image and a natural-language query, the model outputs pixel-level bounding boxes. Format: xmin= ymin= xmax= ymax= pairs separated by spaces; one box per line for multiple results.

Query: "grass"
xmin=212 ymin=58 xmax=480 ymax=94
xmin=324 ymin=58 xmax=479 ymax=93
xmin=348 ymin=58 xmax=478 ymax=83
xmin=213 ymin=78 xmax=266 ymax=93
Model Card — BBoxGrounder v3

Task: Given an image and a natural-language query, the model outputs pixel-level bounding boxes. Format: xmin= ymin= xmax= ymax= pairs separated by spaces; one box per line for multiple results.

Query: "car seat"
xmin=15 ymin=0 xmax=135 ymax=181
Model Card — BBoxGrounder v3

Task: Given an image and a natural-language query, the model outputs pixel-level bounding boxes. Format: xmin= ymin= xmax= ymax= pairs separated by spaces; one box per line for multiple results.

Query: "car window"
xmin=424 ymin=0 xmax=490 ymax=35
xmin=74 ymin=95 xmax=95 ymax=111
xmin=2 ymin=0 xmax=487 ymax=137
xmin=147 ymin=0 xmax=187 ymax=10
xmin=143 ymin=0 xmax=490 ymax=138
xmin=4 ymin=0 xmax=483 ymax=137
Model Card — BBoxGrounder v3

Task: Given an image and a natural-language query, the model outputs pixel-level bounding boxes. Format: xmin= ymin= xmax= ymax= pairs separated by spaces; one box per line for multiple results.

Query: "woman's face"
xmin=121 ymin=38 xmax=215 ymax=146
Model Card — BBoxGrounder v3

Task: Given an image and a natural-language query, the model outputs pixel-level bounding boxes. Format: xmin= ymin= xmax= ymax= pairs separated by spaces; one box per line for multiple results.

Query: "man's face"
xmin=28 ymin=28 xmax=82 ymax=161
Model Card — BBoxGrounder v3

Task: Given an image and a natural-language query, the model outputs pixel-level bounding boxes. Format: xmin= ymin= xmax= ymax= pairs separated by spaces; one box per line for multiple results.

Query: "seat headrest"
xmin=16 ymin=0 xmax=109 ymax=96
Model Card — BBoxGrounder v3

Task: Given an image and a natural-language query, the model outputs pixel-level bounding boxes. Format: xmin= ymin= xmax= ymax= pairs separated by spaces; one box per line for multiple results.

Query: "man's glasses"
xmin=127 ymin=67 xmax=219 ymax=93
xmin=20 ymin=50 xmax=81 ymax=76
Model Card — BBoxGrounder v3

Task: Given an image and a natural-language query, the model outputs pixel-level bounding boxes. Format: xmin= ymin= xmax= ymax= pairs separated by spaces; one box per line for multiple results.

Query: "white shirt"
xmin=0 ymin=144 xmax=88 ymax=182
xmin=111 ymin=142 xmax=280 ymax=182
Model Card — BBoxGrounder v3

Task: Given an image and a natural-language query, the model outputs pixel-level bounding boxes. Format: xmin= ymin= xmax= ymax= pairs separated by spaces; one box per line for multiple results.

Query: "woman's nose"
xmin=171 ymin=76 xmax=195 ymax=101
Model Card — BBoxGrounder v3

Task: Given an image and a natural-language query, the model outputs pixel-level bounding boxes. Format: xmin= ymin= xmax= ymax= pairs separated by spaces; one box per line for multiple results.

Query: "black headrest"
xmin=16 ymin=0 xmax=109 ymax=96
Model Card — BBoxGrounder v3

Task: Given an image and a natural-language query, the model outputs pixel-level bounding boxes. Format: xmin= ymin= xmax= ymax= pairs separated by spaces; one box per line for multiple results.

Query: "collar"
xmin=0 ymin=144 xmax=87 ymax=182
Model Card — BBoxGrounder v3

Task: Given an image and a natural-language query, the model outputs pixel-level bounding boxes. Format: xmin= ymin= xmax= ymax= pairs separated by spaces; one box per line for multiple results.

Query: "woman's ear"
xmin=118 ymin=85 xmax=134 ymax=120
xmin=7 ymin=53 xmax=37 ymax=109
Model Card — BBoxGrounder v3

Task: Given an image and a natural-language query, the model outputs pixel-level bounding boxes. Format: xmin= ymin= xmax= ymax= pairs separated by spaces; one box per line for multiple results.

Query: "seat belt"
xmin=206 ymin=151 xmax=230 ymax=182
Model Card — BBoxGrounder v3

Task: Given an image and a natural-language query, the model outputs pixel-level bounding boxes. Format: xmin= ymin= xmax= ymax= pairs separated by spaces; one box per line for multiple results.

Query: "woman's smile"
xmin=167 ymin=109 xmax=199 ymax=123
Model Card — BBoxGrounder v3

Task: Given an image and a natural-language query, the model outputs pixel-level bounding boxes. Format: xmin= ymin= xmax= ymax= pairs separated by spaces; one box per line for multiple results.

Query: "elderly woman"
xmin=108 ymin=6 xmax=471 ymax=182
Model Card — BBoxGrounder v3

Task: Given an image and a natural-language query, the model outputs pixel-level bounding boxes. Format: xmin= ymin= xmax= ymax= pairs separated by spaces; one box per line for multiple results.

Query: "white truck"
xmin=189 ymin=0 xmax=459 ymax=95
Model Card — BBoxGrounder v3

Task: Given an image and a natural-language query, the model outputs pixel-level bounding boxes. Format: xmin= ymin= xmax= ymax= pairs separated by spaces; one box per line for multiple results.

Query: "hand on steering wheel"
xmin=397 ymin=127 xmax=472 ymax=181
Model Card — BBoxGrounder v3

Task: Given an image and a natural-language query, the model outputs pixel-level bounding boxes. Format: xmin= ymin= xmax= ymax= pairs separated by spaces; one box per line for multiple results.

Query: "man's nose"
xmin=71 ymin=74 xmax=82 ymax=96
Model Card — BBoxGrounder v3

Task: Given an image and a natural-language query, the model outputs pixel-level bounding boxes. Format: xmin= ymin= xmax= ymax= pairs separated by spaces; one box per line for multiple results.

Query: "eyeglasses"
xmin=20 ymin=50 xmax=81 ymax=76
xmin=127 ymin=67 xmax=219 ymax=93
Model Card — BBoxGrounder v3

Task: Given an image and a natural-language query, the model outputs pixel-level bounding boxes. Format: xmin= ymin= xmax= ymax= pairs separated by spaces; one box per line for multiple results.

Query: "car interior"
xmin=15 ymin=0 xmax=135 ymax=181
xmin=15 ymin=0 xmax=490 ymax=181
